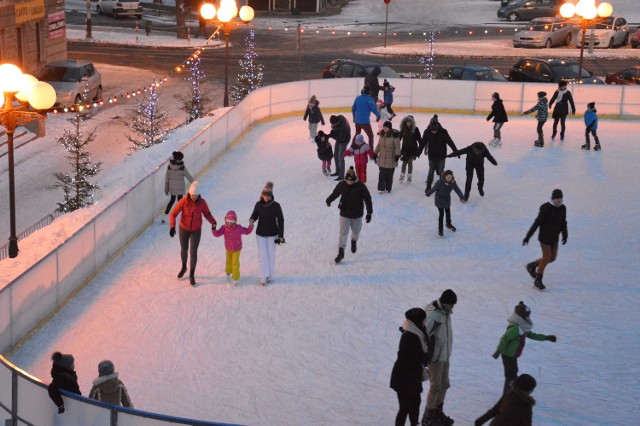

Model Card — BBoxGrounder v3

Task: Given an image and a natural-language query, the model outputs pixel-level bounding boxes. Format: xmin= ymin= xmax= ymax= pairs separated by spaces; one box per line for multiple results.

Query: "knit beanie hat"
xmin=439 ymin=289 xmax=457 ymax=305
xmin=383 ymin=79 xmax=390 ymax=88
xmin=515 ymin=301 xmax=531 ymax=318
xmin=587 ymin=102 xmax=595 ymax=109
xmin=188 ymin=181 xmax=200 ymax=196
xmin=383 ymin=121 xmax=393 ymax=130
xmin=172 ymin=151 xmax=184 ymax=161
xmin=429 ymin=114 xmax=439 ymax=131
xmin=51 ymin=352 xmax=75 ymax=370
xmin=262 ymin=181 xmax=274 ymax=197
xmin=514 ymin=374 xmax=537 ymax=392
xmin=225 ymin=210 xmax=237 ymax=224
xmin=362 ymin=86 xmax=370 ymax=95
xmin=558 ymin=79 xmax=568 ymax=88
xmin=354 ymin=134 xmax=365 ymax=144
xmin=345 ymin=167 xmax=357 ymax=182
xmin=537 ymin=91 xmax=547 ymax=98
xmin=551 ymin=188 xmax=563 ymax=199
xmin=405 ymin=307 xmax=427 ymax=325
xmin=309 ymin=95 xmax=317 ymax=105
xmin=98 ymin=360 xmax=115 ymax=377
xmin=330 ymin=115 xmax=339 ymax=125
xmin=492 ymin=92 xmax=500 ymax=100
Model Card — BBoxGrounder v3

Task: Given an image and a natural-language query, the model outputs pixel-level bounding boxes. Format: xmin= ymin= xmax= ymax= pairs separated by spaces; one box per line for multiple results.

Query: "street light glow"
xmin=560 ymin=3 xmax=575 ymax=18
xmin=26 ymin=82 xmax=56 ymax=110
xmin=0 ymin=64 xmax=24 ymax=93
xmin=239 ymin=5 xmax=255 ymax=23
xmin=597 ymin=2 xmax=613 ymax=17
xmin=200 ymin=3 xmax=216 ymax=20
xmin=15 ymin=74 xmax=39 ymax=103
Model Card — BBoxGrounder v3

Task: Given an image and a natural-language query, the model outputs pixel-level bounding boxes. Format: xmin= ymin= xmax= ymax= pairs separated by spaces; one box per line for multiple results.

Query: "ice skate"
xmin=177 ymin=264 xmax=187 ymax=279
xmin=437 ymin=404 xmax=454 ymax=426
xmin=259 ymin=277 xmax=267 ymax=286
xmin=189 ymin=271 xmax=196 ymax=286
xmin=594 ymin=143 xmax=601 ymax=151
xmin=407 ymin=174 xmax=412 ymax=183
xmin=266 ymin=276 xmax=272 ymax=284
xmin=351 ymin=239 xmax=357 ymax=254
xmin=446 ymin=223 xmax=457 ymax=232
xmin=438 ymin=228 xmax=444 ymax=237
xmin=581 ymin=143 xmax=590 ymax=150
xmin=494 ymin=139 xmax=502 ymax=147
xmin=334 ymin=247 xmax=345 ymax=263
xmin=526 ymin=262 xmax=537 ymax=279
xmin=534 ymin=140 xmax=544 ymax=147
xmin=399 ymin=172 xmax=405 ymax=183
xmin=161 ymin=213 xmax=167 ymax=224
xmin=478 ymin=186 xmax=484 ymax=197
xmin=421 ymin=408 xmax=443 ymax=426
xmin=322 ymin=168 xmax=329 ymax=176
xmin=534 ymin=273 xmax=546 ymax=290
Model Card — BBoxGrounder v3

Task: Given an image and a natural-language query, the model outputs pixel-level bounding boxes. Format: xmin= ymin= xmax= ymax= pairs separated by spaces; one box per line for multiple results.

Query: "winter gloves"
xmin=57 ymin=405 xmax=65 ymax=414
xmin=326 ymin=199 xmax=332 ymax=207
xmin=547 ymin=335 xmax=557 ymax=342
xmin=365 ymin=214 xmax=372 ymax=223
xmin=169 ymin=227 xmax=176 ymax=238
xmin=522 ymin=237 xmax=529 ymax=246
xmin=275 ymin=237 xmax=286 ymax=245
xmin=562 ymin=237 xmax=567 ymax=245
xmin=394 ymin=155 xmax=400 ymax=163
xmin=492 ymin=351 xmax=500 ymax=359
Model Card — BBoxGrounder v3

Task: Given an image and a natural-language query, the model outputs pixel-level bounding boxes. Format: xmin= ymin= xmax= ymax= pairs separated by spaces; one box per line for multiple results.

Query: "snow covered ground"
xmin=9 ymin=112 xmax=640 ymax=425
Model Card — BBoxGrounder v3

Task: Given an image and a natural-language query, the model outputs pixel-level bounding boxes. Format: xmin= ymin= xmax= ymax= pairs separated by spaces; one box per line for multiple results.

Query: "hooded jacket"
xmin=523 ymin=97 xmax=549 ymax=121
xmin=475 ymin=382 xmax=536 ymax=426
xmin=424 ymin=299 xmax=453 ymax=363
xmin=165 ymin=159 xmax=194 ymax=196
xmin=374 ymin=129 xmax=401 ymax=169
xmin=169 ymin=195 xmax=217 ymax=232
xmin=315 ymin=133 xmax=334 ymax=161
xmin=584 ymin=108 xmax=598 ymax=131
xmin=88 ymin=373 xmax=133 ymax=408
xmin=487 ymin=99 xmax=508 ymax=123
xmin=449 ymin=142 xmax=497 ymax=167
xmin=48 ymin=363 xmax=81 ymax=409
xmin=352 ymin=93 xmax=380 ymax=125
xmin=524 ymin=201 xmax=568 ymax=245
xmin=549 ymin=89 xmax=576 ymax=118
xmin=399 ymin=116 xmax=421 ymax=158
xmin=364 ymin=66 xmax=382 ymax=99
xmin=326 ymin=180 xmax=373 ymax=219
xmin=344 ymin=137 xmax=374 ymax=166
xmin=495 ymin=314 xmax=549 ymax=359
xmin=421 ymin=123 xmax=458 ymax=161
xmin=425 ymin=176 xmax=465 ymax=209
xmin=212 ymin=211 xmax=254 ymax=251
xmin=303 ymin=101 xmax=325 ymax=125
xmin=328 ymin=115 xmax=351 ymax=145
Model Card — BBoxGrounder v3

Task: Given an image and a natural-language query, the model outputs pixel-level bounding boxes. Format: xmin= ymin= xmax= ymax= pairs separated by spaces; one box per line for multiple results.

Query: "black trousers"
xmin=164 ymin=194 xmax=183 ymax=214
xmin=552 ymin=115 xmax=567 ymax=139
xmin=501 ymin=354 xmax=518 ymax=395
xmin=437 ymin=208 xmax=452 ymax=231
xmin=464 ymin=163 xmax=485 ymax=197
xmin=395 ymin=390 xmax=421 ymax=426
xmin=178 ymin=227 xmax=202 ymax=273
xmin=585 ymin=128 xmax=600 ymax=145
xmin=378 ymin=167 xmax=395 ymax=192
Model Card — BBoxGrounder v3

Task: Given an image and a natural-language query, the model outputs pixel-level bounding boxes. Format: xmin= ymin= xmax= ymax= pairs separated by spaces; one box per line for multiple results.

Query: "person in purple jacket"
xmin=212 ymin=210 xmax=254 ymax=286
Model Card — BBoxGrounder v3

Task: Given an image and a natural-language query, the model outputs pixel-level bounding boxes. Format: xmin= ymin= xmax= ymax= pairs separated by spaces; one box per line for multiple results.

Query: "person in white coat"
xmin=249 ymin=182 xmax=285 ymax=285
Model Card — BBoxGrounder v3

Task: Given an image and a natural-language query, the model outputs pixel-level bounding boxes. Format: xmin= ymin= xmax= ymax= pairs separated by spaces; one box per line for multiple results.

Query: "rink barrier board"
xmin=0 ymin=78 xmax=638 ymax=424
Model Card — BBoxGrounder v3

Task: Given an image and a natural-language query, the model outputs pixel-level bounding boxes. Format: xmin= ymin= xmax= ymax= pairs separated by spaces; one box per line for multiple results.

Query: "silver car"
xmin=513 ymin=17 xmax=575 ymax=48
xmin=37 ymin=60 xmax=102 ymax=107
xmin=576 ymin=16 xmax=630 ymax=49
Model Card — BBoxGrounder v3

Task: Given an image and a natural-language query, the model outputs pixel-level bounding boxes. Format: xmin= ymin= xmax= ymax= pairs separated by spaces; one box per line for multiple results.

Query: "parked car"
xmin=631 ymin=27 xmax=640 ymax=48
xmin=605 ymin=66 xmax=640 ymax=85
xmin=438 ymin=66 xmax=507 ymax=82
xmin=96 ymin=0 xmax=142 ymax=19
xmin=576 ymin=16 xmax=630 ymax=48
xmin=321 ymin=59 xmax=400 ymax=79
xmin=37 ymin=60 xmax=103 ymax=107
xmin=508 ymin=58 xmax=603 ymax=84
xmin=513 ymin=17 xmax=574 ymax=48
xmin=498 ymin=0 xmax=563 ymax=22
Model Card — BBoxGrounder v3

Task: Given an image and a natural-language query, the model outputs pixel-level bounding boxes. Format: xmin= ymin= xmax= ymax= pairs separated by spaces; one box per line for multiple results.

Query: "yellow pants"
xmin=225 ymin=250 xmax=241 ymax=281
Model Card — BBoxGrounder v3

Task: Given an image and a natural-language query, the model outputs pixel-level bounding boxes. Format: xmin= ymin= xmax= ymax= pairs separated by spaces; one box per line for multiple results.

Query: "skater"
xmin=582 ymin=102 xmax=601 ymax=151
xmin=364 ymin=65 xmax=383 ymax=102
xmin=522 ymin=188 xmax=568 ymax=290
xmin=314 ymin=130 xmax=334 ymax=176
xmin=522 ymin=91 xmax=548 ymax=147
xmin=344 ymin=134 xmax=374 ymax=183
xmin=420 ymin=115 xmax=458 ymax=191
xmin=326 ymin=166 xmax=373 ymax=263
xmin=475 ymin=374 xmax=537 ymax=426
xmin=212 ymin=211 xmax=254 ymax=285
xmin=376 ymin=99 xmax=394 ymax=133
xmin=249 ymin=182 xmax=285 ymax=285
xmin=352 ymin=87 xmax=381 ymax=150
xmin=383 ymin=79 xmax=396 ymax=116
xmin=88 ymin=360 xmax=133 ymax=408
xmin=420 ymin=289 xmax=458 ymax=426
xmin=303 ymin=95 xmax=325 ymax=140
xmin=425 ymin=170 xmax=465 ymax=237
xmin=328 ymin=114 xmax=351 ymax=181
xmin=398 ymin=115 xmax=421 ymax=184
xmin=486 ymin=92 xmax=508 ymax=147
xmin=448 ymin=141 xmax=498 ymax=201
xmin=390 ymin=307 xmax=430 ymax=426
xmin=549 ymin=80 xmax=576 ymax=141
xmin=492 ymin=302 xmax=556 ymax=396
xmin=163 ymin=151 xmax=194 ymax=223
xmin=169 ymin=181 xmax=218 ymax=286
xmin=374 ymin=121 xmax=401 ymax=193
xmin=48 ymin=352 xmax=81 ymax=414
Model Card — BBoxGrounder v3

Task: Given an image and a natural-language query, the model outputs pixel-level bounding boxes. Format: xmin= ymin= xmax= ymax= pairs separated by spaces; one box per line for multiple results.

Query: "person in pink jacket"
xmin=344 ymin=134 xmax=374 ymax=183
xmin=169 ymin=181 xmax=217 ymax=286
xmin=212 ymin=211 xmax=254 ymax=286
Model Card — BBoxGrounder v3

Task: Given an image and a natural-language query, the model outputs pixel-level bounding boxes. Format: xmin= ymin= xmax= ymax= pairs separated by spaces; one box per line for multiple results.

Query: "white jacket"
xmin=424 ymin=299 xmax=453 ymax=362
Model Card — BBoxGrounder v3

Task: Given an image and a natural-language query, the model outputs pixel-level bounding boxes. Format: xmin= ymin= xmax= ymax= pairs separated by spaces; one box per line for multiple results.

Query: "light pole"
xmin=200 ymin=1 xmax=255 ymax=107
xmin=0 ymin=64 xmax=56 ymax=258
xmin=560 ymin=0 xmax=613 ymax=83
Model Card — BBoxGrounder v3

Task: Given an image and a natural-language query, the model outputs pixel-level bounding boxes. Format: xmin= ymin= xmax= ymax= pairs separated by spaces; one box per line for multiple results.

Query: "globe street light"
xmin=200 ymin=1 xmax=255 ymax=107
xmin=0 ymin=63 xmax=56 ymax=258
xmin=560 ymin=0 xmax=614 ymax=83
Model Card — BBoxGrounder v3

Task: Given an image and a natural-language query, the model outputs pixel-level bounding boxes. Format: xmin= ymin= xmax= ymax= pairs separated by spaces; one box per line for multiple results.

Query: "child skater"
xmin=163 ymin=151 xmax=194 ymax=223
xmin=523 ymin=91 xmax=548 ymax=147
xmin=303 ymin=95 xmax=325 ymax=140
xmin=582 ymin=102 xmax=601 ymax=151
xmin=486 ymin=92 xmax=508 ymax=147
xmin=315 ymin=130 xmax=334 ymax=176
xmin=382 ymin=79 xmax=396 ymax=117
xmin=212 ymin=211 xmax=254 ymax=286
xmin=425 ymin=170 xmax=465 ymax=237
xmin=344 ymin=134 xmax=374 ymax=183
xmin=376 ymin=100 xmax=394 ymax=134
xmin=448 ymin=141 xmax=498 ymax=201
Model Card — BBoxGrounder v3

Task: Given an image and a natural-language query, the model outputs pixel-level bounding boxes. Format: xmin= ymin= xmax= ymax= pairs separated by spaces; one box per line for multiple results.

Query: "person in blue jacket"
xmin=582 ymin=102 xmax=601 ymax=151
xmin=352 ymin=87 xmax=381 ymax=150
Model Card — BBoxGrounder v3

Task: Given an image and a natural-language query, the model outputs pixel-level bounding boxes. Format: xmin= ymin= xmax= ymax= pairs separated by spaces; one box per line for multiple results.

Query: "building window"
xmin=16 ymin=27 xmax=23 ymax=66
xmin=36 ymin=21 xmax=44 ymax=63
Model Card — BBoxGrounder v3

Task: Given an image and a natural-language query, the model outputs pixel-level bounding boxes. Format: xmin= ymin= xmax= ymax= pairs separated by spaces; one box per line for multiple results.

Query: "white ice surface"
xmin=9 ymin=113 xmax=640 ymax=425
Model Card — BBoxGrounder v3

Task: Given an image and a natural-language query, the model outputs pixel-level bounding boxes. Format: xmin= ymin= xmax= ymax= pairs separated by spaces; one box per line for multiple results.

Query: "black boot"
xmin=421 ymin=408 xmax=441 ymax=426
xmin=534 ymin=273 xmax=545 ymax=290
xmin=478 ymin=186 xmax=484 ymax=197
xmin=446 ymin=223 xmax=457 ymax=232
xmin=437 ymin=404 xmax=454 ymax=425
xmin=438 ymin=227 xmax=444 ymax=237
xmin=526 ymin=262 xmax=537 ymax=279
xmin=189 ymin=270 xmax=196 ymax=286
xmin=177 ymin=264 xmax=187 ymax=279
xmin=351 ymin=239 xmax=357 ymax=253
xmin=594 ymin=143 xmax=601 ymax=151
xmin=581 ymin=143 xmax=590 ymax=150
xmin=334 ymin=247 xmax=345 ymax=263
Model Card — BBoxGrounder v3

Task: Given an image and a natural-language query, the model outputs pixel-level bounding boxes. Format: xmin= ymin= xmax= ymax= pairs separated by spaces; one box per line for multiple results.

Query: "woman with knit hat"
xmin=169 ymin=180 xmax=217 ymax=286
xmin=88 ymin=360 xmax=133 ymax=408
xmin=47 ymin=351 xmax=81 ymax=414
xmin=374 ymin=121 xmax=401 ymax=193
xmin=492 ymin=301 xmax=556 ymax=396
xmin=303 ymin=95 xmax=325 ymax=140
xmin=162 ymin=151 xmax=194 ymax=223
xmin=475 ymin=373 xmax=537 ymax=425
xmin=249 ymin=182 xmax=285 ymax=285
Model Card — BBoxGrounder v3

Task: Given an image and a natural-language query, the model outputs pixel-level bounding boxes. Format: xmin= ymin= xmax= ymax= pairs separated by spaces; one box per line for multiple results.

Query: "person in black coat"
xmin=326 ymin=167 xmax=373 ymax=263
xmin=448 ymin=141 xmax=498 ymax=201
xmin=48 ymin=352 xmax=81 ymax=414
xmin=486 ymin=92 xmax=508 ymax=147
xmin=328 ymin=114 xmax=352 ymax=181
xmin=364 ymin=66 xmax=383 ymax=101
xmin=420 ymin=115 xmax=458 ymax=191
xmin=390 ymin=308 xmax=430 ymax=426
xmin=315 ymin=130 xmax=334 ymax=176
xmin=398 ymin=115 xmax=421 ymax=183
xmin=548 ymin=80 xmax=576 ymax=141
xmin=249 ymin=182 xmax=285 ymax=285
xmin=522 ymin=189 xmax=568 ymax=290
xmin=475 ymin=374 xmax=537 ymax=426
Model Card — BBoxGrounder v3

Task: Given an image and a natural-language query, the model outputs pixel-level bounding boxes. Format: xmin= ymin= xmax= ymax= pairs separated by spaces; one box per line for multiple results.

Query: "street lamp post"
xmin=200 ymin=1 xmax=255 ymax=107
xmin=0 ymin=64 xmax=56 ymax=258
xmin=560 ymin=0 xmax=614 ymax=82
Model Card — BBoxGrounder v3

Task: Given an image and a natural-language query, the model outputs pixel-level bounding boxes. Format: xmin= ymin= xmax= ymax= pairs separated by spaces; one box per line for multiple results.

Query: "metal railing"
xmin=0 ymin=210 xmax=63 ymax=261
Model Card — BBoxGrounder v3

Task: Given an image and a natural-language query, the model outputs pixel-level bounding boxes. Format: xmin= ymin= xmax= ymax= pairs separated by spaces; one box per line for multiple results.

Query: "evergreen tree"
xmin=231 ymin=29 xmax=264 ymax=105
xmin=419 ymin=30 xmax=436 ymax=79
xmin=128 ymin=78 xmax=170 ymax=151
xmin=54 ymin=112 xmax=102 ymax=213
xmin=175 ymin=54 xmax=211 ymax=123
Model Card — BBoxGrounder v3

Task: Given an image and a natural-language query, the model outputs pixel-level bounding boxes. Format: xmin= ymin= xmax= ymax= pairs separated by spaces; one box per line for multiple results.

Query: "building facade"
xmin=0 ymin=0 xmax=67 ymax=74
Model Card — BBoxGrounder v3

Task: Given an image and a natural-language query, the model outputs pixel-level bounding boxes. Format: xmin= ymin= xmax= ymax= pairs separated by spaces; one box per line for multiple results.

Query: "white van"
xmin=96 ymin=0 xmax=143 ymax=19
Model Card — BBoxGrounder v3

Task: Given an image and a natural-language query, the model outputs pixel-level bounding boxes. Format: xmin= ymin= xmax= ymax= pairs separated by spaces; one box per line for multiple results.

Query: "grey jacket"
xmin=425 ymin=299 xmax=453 ymax=363
xmin=165 ymin=160 xmax=194 ymax=196
xmin=425 ymin=177 xmax=464 ymax=209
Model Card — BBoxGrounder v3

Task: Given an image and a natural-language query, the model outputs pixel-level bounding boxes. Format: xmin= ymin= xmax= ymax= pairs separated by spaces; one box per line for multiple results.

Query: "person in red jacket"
xmin=169 ymin=181 xmax=217 ymax=286
xmin=212 ymin=210 xmax=254 ymax=286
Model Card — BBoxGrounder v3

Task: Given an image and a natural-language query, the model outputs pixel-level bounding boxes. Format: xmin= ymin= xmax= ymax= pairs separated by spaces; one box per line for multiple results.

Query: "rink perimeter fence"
xmin=1 ymin=78 xmax=639 ymax=424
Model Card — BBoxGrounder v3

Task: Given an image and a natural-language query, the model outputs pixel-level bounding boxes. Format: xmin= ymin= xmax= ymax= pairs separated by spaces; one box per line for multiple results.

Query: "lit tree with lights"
xmin=54 ymin=112 xmax=102 ymax=213
xmin=175 ymin=54 xmax=211 ymax=123
xmin=128 ymin=78 xmax=170 ymax=151
xmin=419 ymin=29 xmax=436 ymax=79
xmin=231 ymin=29 xmax=264 ymax=105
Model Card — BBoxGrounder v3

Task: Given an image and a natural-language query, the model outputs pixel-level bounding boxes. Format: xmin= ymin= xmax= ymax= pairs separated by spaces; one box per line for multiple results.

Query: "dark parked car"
xmin=631 ymin=27 xmax=640 ymax=48
xmin=605 ymin=66 xmax=640 ymax=85
xmin=321 ymin=59 xmax=400 ymax=79
xmin=439 ymin=66 xmax=507 ymax=82
xmin=498 ymin=0 xmax=562 ymax=22
xmin=508 ymin=58 xmax=604 ymax=84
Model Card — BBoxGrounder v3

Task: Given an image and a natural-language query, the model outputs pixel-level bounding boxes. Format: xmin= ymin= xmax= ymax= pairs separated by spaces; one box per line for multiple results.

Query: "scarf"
xmin=556 ymin=89 xmax=567 ymax=104
xmin=507 ymin=312 xmax=533 ymax=334
xmin=402 ymin=319 xmax=428 ymax=352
